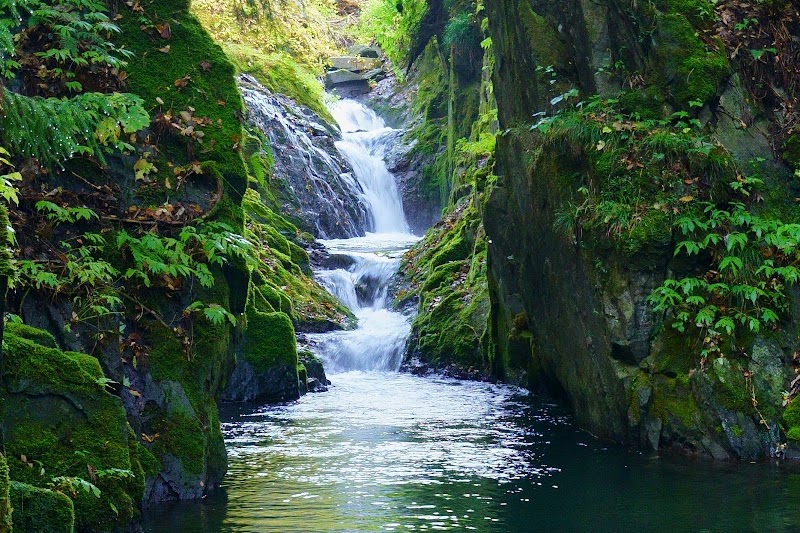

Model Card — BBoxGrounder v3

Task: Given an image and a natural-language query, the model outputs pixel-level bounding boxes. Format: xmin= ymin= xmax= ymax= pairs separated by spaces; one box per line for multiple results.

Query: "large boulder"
xmin=347 ymin=44 xmax=381 ymax=58
xmin=325 ymin=69 xmax=371 ymax=97
xmin=222 ymin=311 xmax=301 ymax=402
xmin=330 ymin=56 xmax=381 ymax=72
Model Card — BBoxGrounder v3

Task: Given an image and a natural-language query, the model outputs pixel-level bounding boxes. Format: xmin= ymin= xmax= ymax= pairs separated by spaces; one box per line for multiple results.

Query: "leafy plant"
xmin=648 ymin=166 xmax=800 ymax=359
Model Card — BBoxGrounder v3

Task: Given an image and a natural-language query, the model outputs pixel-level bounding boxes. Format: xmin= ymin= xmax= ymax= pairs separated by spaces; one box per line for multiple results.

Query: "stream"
xmin=142 ymin=100 xmax=800 ymax=532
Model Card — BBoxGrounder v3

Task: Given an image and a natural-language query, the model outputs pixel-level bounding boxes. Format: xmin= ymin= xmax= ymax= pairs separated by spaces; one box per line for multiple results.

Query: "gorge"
xmin=1 ymin=0 xmax=800 ymax=531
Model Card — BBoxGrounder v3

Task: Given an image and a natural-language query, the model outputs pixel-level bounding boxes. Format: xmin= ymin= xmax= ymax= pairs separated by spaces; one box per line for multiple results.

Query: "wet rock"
xmin=325 ymin=69 xmax=371 ymax=97
xmin=299 ymin=350 xmax=330 ymax=393
xmin=363 ymin=68 xmax=387 ymax=82
xmin=240 ymin=74 xmax=371 ymax=238
xmin=221 ymin=360 xmax=301 ymax=403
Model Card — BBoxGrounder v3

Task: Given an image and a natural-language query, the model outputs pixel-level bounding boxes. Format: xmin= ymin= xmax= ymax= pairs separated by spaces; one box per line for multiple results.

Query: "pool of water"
xmin=142 ymin=371 xmax=800 ymax=533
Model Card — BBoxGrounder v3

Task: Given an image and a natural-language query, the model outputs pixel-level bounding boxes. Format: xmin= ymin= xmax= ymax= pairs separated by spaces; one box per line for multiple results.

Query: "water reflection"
xmin=142 ymin=372 xmax=800 ymax=532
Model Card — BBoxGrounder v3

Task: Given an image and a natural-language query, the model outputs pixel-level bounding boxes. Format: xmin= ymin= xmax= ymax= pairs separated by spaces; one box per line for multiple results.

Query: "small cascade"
xmin=309 ymin=99 xmax=418 ymax=373
xmin=330 ymin=100 xmax=410 ymax=234
xmin=310 ymin=236 xmax=417 ymax=372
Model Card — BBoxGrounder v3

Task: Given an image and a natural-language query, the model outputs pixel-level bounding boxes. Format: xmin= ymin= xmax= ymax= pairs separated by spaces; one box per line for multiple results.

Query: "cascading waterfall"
xmin=329 ymin=100 xmax=410 ymax=235
xmin=308 ymin=100 xmax=418 ymax=372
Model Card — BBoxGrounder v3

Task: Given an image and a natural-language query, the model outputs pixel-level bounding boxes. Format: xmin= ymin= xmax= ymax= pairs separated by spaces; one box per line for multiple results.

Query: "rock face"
xmin=481 ymin=0 xmax=799 ymax=458
xmin=240 ymin=74 xmax=371 ymax=238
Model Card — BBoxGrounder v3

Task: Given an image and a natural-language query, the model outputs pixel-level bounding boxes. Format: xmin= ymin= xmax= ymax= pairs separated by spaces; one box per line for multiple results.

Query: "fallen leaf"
xmin=679 ymin=195 xmax=694 ymax=203
xmin=200 ymin=60 xmax=211 ymax=71
xmin=157 ymin=23 xmax=171 ymax=39
xmin=174 ymin=74 xmax=191 ymax=89
xmin=158 ymin=45 xmax=171 ymax=54
xmin=141 ymin=432 xmax=160 ymax=443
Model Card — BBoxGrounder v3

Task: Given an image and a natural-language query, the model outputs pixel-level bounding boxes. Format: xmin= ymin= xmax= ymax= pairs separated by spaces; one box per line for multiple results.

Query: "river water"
xmin=142 ymin=101 xmax=800 ymax=532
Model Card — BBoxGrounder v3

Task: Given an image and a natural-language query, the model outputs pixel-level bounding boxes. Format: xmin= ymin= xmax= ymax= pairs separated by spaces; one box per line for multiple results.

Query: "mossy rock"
xmin=9 ymin=482 xmax=74 ymax=533
xmin=0 ymin=454 xmax=10 ymax=533
xmin=784 ymin=399 xmax=800 ymax=441
xmin=1 ymin=329 xmax=144 ymax=532
xmin=244 ymin=311 xmax=297 ymax=373
xmin=655 ymin=13 xmax=729 ymax=109
xmin=117 ymin=0 xmax=248 ymax=208
xmin=4 ymin=322 xmax=57 ymax=348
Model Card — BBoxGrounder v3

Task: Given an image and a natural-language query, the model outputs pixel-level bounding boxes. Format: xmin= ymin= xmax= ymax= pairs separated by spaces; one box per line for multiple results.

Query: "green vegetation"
xmin=536 ymin=97 xmax=733 ymax=255
xmin=1 ymin=327 xmax=144 ymax=532
xmin=0 ymin=454 xmax=10 ymax=533
xmin=191 ymin=0 xmax=338 ymax=118
xmin=243 ymin=311 xmax=297 ymax=372
xmin=404 ymin=199 xmax=490 ymax=371
xmin=354 ymin=0 xmax=427 ymax=68
xmin=9 ymin=482 xmax=74 ymax=533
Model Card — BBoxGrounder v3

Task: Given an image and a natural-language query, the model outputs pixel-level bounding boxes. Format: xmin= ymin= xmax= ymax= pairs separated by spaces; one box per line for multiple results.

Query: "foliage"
xmin=648 ymin=169 xmax=800 ymax=359
xmin=354 ymin=0 xmax=427 ymax=68
xmin=0 ymin=0 xmax=149 ymax=168
xmin=191 ymin=0 xmax=336 ymax=117
xmin=117 ymin=221 xmax=253 ymax=290
xmin=538 ymin=97 xmax=733 ymax=254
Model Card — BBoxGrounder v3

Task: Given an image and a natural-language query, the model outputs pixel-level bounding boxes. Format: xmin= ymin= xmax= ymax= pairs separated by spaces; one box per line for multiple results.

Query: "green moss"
xmin=244 ymin=311 xmax=297 ymax=372
xmin=618 ymin=87 xmax=667 ymax=120
xmin=0 ymin=326 xmax=144 ymax=531
xmin=0 ymin=454 xmax=10 ymax=533
xmin=152 ymin=414 xmax=206 ymax=477
xmin=225 ymin=46 xmax=332 ymax=122
xmin=137 ymin=444 xmax=162 ymax=480
xmin=655 ymin=13 xmax=729 ymax=109
xmin=4 ymin=322 xmax=57 ymax=348
xmin=784 ymin=135 xmax=800 ymax=169
xmin=709 ymin=357 xmax=752 ymax=413
xmin=653 ymin=0 xmax=716 ymax=28
xmin=243 ymin=188 xmax=353 ymax=329
xmin=783 ymin=398 xmax=800 ymax=440
xmin=520 ymin=4 xmax=566 ymax=69
xmin=405 ymin=199 xmax=491 ymax=372
xmin=9 ymin=482 xmax=74 ymax=533
xmin=117 ymin=0 xmax=248 ymax=206
xmin=650 ymin=374 xmax=701 ymax=427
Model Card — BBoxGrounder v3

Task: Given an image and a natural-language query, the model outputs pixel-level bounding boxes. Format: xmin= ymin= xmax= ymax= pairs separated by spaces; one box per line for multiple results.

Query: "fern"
xmin=0 ymin=89 xmax=149 ymax=166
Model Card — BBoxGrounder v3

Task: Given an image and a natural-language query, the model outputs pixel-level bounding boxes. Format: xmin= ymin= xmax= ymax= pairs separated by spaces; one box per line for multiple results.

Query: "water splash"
xmin=309 ymin=234 xmax=418 ymax=373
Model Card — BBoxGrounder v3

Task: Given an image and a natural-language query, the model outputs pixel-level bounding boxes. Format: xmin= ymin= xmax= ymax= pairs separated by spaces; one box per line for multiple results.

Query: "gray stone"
xmin=330 ymin=56 xmax=381 ymax=72
xmin=325 ymin=69 xmax=367 ymax=86
xmin=221 ymin=359 xmax=300 ymax=403
xmin=363 ymin=68 xmax=387 ymax=81
xmin=348 ymin=44 xmax=380 ymax=58
xmin=644 ymin=417 xmax=662 ymax=451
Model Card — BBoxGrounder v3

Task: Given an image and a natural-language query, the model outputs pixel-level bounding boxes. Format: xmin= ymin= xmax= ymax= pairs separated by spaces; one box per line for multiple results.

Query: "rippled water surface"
xmin=143 ymin=371 xmax=800 ymax=533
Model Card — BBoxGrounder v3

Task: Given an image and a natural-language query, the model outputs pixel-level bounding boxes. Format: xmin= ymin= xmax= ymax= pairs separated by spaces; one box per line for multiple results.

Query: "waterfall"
xmin=330 ymin=100 xmax=410 ymax=234
xmin=308 ymin=100 xmax=418 ymax=373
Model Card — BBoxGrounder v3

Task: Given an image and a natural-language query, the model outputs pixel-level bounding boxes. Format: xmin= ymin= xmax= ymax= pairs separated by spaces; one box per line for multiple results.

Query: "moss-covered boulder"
xmin=402 ymin=198 xmax=493 ymax=379
xmin=9 ymin=482 xmax=75 ymax=533
xmin=222 ymin=310 xmax=301 ymax=402
xmin=0 ymin=327 xmax=144 ymax=532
